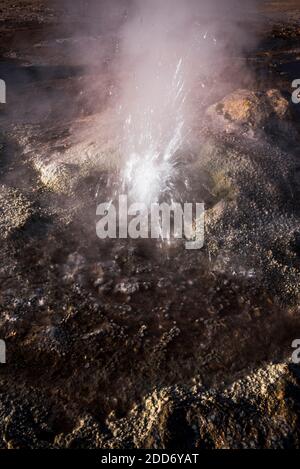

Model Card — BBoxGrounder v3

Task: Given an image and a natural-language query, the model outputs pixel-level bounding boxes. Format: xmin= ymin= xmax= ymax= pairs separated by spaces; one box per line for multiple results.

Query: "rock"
xmin=107 ymin=362 xmax=300 ymax=449
xmin=266 ymin=89 xmax=290 ymax=119
xmin=206 ymin=89 xmax=291 ymax=135
xmin=0 ymin=185 xmax=33 ymax=239
xmin=114 ymin=280 xmax=140 ymax=295
xmin=54 ymin=415 xmax=104 ymax=449
xmin=34 ymin=159 xmax=80 ymax=195
xmin=0 ymin=362 xmax=299 ymax=449
xmin=91 ymin=263 xmax=105 ymax=287
xmin=63 ymin=252 xmax=87 ymax=284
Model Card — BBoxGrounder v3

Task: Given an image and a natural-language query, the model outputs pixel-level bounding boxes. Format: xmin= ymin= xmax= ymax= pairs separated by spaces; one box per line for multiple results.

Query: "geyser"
xmin=121 ymin=56 xmax=187 ymax=205
xmin=117 ymin=0 xmax=258 ymax=205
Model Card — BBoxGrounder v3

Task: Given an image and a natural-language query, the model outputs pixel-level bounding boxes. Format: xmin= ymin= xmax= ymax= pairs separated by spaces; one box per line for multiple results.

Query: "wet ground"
xmin=1 ymin=0 xmax=300 ymax=449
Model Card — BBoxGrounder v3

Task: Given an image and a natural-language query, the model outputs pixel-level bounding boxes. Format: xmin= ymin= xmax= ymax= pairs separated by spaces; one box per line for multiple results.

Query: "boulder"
xmin=206 ymin=88 xmax=291 ymax=135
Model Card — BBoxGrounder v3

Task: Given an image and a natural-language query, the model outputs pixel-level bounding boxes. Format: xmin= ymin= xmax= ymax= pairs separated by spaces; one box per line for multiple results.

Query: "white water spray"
xmin=122 ymin=58 xmax=187 ymax=205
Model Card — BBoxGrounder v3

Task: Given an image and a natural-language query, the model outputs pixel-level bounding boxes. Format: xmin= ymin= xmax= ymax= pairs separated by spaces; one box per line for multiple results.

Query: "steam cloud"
xmin=116 ymin=0 xmax=259 ymax=202
xmin=56 ymin=0 xmax=260 ymax=202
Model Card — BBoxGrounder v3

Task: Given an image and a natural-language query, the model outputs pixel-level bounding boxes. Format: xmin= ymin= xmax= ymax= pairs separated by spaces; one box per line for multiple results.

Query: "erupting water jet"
xmin=121 ymin=58 xmax=187 ymax=205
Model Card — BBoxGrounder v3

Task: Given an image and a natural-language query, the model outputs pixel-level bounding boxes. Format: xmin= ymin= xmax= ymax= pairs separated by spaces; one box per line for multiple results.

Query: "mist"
xmin=115 ymin=0 xmax=260 ymax=202
xmin=47 ymin=0 xmax=261 ymax=203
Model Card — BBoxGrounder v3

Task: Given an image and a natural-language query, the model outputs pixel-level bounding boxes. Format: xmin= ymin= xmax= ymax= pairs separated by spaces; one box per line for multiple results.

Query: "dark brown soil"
xmin=1 ymin=0 xmax=300 ymax=449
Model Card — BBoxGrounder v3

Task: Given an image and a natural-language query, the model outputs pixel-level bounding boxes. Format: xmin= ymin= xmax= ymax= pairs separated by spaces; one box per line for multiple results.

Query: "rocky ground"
xmin=0 ymin=0 xmax=300 ymax=449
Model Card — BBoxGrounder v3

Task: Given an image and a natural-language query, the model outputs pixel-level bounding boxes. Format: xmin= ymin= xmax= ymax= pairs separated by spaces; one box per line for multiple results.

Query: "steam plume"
xmin=117 ymin=0 xmax=259 ymax=203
